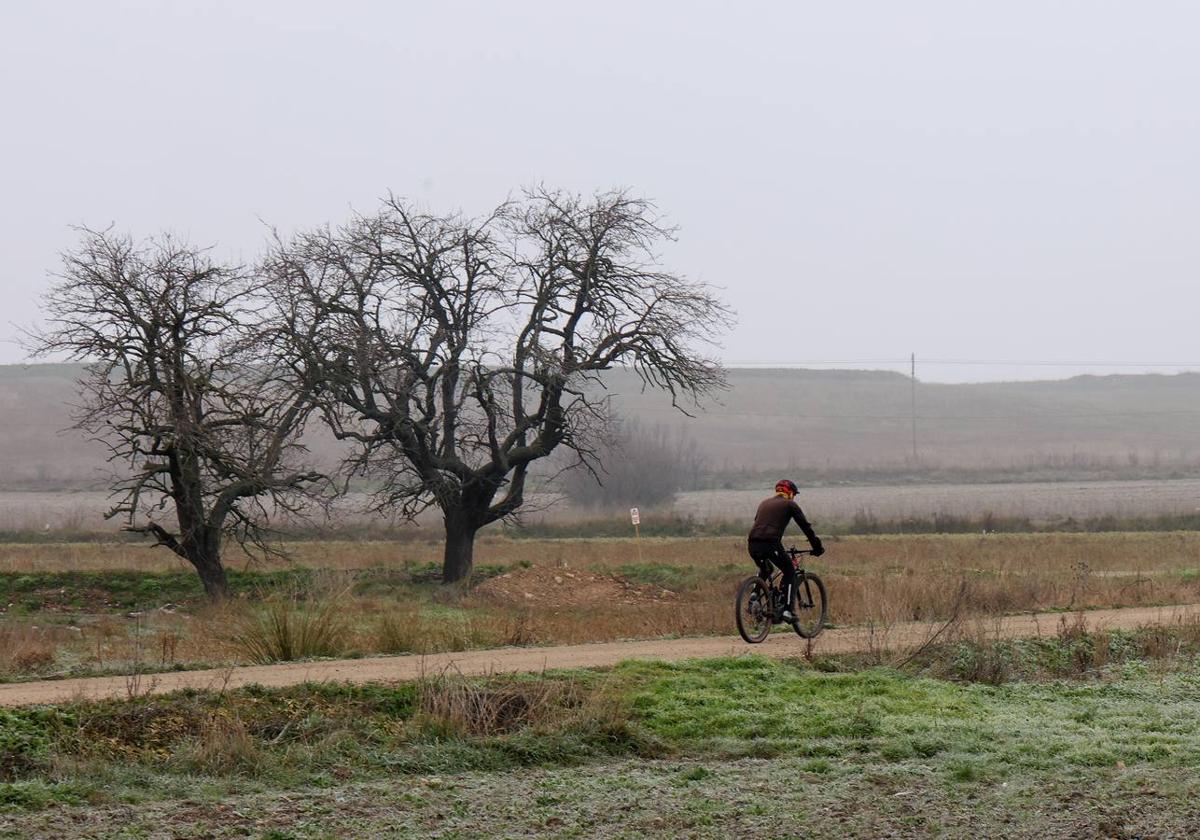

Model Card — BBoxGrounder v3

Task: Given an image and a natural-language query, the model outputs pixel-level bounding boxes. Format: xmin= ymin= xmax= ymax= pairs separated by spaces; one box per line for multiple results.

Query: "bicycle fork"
xmin=794 ymin=571 xmax=814 ymax=609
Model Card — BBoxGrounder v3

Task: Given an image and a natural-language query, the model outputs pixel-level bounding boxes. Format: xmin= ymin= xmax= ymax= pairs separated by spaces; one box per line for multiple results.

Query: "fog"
xmin=2 ymin=1 xmax=1198 ymax=382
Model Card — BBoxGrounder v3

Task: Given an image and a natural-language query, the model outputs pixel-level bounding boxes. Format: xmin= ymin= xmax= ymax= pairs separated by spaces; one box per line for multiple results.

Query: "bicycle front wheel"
xmin=735 ymin=576 xmax=772 ymax=644
xmin=791 ymin=572 xmax=828 ymax=639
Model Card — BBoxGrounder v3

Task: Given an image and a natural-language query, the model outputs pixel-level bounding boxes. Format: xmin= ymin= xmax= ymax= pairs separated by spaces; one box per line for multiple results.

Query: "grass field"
xmin=4 ymin=530 xmax=1200 ymax=835
xmin=4 ymin=626 xmax=1200 ymax=836
xmin=2 ymin=532 xmax=1200 ymax=684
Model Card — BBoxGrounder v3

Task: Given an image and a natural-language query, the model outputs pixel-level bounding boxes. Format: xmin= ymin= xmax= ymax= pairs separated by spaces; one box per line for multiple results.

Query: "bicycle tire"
xmin=735 ymin=576 xmax=772 ymax=644
xmin=790 ymin=572 xmax=828 ymax=639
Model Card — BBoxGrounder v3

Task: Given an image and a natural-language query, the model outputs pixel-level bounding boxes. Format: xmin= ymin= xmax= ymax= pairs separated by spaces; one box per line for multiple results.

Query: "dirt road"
xmin=4 ymin=603 xmax=1199 ymax=707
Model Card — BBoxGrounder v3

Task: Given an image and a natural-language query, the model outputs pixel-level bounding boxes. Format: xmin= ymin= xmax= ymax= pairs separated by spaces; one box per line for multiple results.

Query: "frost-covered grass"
xmin=6 ymin=639 xmax=1200 ymax=837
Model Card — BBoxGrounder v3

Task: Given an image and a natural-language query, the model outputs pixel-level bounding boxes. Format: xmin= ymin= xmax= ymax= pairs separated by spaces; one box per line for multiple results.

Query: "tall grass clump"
xmin=231 ymin=588 xmax=352 ymax=664
xmin=417 ymin=674 xmax=591 ymax=737
xmin=414 ymin=671 xmax=658 ymax=760
xmin=373 ymin=603 xmax=534 ymax=654
xmin=169 ymin=714 xmax=264 ymax=776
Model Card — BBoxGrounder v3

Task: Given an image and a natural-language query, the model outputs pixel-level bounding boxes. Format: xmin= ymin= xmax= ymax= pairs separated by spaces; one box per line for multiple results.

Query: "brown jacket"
xmin=748 ymin=495 xmax=819 ymax=544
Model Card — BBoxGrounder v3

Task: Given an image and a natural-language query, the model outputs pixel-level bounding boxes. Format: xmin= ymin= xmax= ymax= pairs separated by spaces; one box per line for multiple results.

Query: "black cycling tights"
xmin=747 ymin=539 xmax=795 ymax=606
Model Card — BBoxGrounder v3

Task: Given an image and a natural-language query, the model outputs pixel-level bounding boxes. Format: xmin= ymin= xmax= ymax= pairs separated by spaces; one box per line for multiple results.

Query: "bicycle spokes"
xmin=736 ymin=577 xmax=773 ymax=644
xmin=790 ymin=572 xmax=828 ymax=639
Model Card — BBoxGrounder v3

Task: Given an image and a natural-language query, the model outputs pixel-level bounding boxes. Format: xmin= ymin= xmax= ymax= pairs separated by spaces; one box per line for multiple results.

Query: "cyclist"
xmin=748 ymin=479 xmax=824 ymax=623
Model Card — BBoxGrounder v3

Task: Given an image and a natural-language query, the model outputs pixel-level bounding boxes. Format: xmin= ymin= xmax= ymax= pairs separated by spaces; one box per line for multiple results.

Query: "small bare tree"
xmin=31 ymin=229 xmax=323 ymax=598
xmin=268 ymin=188 xmax=730 ymax=584
xmin=560 ymin=417 xmax=707 ymax=509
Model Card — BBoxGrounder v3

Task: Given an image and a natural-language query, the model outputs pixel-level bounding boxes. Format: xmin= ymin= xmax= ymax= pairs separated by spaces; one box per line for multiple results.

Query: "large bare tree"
xmin=32 ymin=229 xmax=324 ymax=598
xmin=268 ymin=188 xmax=730 ymax=584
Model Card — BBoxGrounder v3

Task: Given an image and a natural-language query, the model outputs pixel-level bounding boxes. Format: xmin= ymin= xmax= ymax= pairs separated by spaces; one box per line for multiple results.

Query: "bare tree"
xmin=268 ymin=188 xmax=730 ymax=584
xmin=31 ymin=229 xmax=323 ymax=598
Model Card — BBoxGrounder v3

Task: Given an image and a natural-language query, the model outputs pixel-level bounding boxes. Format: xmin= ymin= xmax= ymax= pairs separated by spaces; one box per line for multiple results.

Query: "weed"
xmin=374 ymin=609 xmax=422 ymax=654
xmin=0 ymin=625 xmax=58 ymax=677
xmin=416 ymin=673 xmax=592 ymax=738
xmin=0 ymin=708 xmax=72 ymax=781
xmin=230 ymin=588 xmax=352 ymax=664
xmin=170 ymin=714 xmax=262 ymax=776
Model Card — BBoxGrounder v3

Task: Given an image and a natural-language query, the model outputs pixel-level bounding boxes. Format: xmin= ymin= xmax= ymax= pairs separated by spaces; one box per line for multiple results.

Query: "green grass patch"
xmin=623 ymin=655 xmax=1200 ymax=778
xmin=0 ymin=565 xmax=514 ymax=614
xmin=0 ymin=569 xmax=317 ymax=612
xmin=8 ymin=649 xmax=1200 ymax=813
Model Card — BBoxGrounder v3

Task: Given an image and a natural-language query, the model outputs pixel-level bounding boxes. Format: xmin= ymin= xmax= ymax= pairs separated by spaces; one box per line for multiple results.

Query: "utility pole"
xmin=910 ymin=352 xmax=918 ymax=461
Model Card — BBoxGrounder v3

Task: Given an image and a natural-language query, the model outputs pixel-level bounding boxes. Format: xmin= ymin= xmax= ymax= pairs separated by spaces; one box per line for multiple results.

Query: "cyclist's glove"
xmin=810 ymin=539 xmax=825 ymax=557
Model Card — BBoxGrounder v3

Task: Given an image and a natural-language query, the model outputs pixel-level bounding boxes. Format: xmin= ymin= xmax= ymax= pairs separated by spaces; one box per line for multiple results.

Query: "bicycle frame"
xmin=758 ymin=547 xmax=819 ymax=609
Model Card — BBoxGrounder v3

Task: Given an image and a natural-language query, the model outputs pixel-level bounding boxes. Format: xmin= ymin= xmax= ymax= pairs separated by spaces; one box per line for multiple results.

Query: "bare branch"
xmin=267 ymin=187 xmax=730 ymax=583
xmin=30 ymin=228 xmax=326 ymax=598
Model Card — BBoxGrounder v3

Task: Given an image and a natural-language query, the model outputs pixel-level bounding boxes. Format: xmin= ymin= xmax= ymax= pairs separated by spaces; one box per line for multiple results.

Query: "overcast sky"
xmin=2 ymin=1 xmax=1198 ymax=382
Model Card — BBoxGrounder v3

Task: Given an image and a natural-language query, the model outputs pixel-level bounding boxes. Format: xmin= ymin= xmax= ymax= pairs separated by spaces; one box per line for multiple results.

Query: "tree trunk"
xmin=442 ymin=513 xmax=479 ymax=585
xmin=190 ymin=552 xmax=230 ymax=599
xmin=185 ymin=529 xmax=230 ymax=600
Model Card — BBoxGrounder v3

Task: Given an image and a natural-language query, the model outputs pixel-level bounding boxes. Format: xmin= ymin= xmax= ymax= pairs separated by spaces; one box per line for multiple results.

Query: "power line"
xmin=925 ymin=359 xmax=1200 ymax=367
xmin=726 ymin=358 xmax=1200 ymax=368
xmin=634 ymin=407 xmax=1200 ymax=420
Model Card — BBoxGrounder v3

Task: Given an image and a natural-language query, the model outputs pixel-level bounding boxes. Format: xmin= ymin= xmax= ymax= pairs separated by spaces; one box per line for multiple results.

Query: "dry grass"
xmin=2 ymin=532 xmax=1199 ymax=680
xmin=229 ymin=585 xmax=353 ymax=664
xmin=417 ymin=672 xmax=587 ymax=737
xmin=3 ymin=531 xmax=1199 ymax=579
xmin=0 ymin=540 xmax=417 ymax=574
xmin=370 ymin=607 xmax=511 ymax=655
xmin=449 ymin=532 xmax=1200 ymax=646
xmin=414 ymin=668 xmax=632 ymax=744
xmin=169 ymin=713 xmax=263 ymax=775
xmin=905 ymin=610 xmax=1200 ymax=686
xmin=0 ymin=624 xmax=60 ymax=675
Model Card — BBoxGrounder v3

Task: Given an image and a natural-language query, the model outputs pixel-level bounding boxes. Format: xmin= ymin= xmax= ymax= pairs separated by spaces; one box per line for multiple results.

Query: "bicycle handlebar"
xmin=787 ymin=547 xmax=814 ymax=556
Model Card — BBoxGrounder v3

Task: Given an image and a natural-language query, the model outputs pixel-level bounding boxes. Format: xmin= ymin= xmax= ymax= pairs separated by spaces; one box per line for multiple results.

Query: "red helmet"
xmin=775 ymin=479 xmax=799 ymax=497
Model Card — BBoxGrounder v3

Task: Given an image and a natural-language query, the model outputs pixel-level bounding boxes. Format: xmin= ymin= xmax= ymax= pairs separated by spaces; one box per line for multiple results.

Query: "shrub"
xmin=558 ymin=418 xmax=705 ymax=509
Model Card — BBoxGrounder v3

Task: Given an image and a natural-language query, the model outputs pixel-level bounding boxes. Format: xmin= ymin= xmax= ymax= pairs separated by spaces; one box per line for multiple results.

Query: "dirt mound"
xmin=472 ymin=566 xmax=677 ymax=609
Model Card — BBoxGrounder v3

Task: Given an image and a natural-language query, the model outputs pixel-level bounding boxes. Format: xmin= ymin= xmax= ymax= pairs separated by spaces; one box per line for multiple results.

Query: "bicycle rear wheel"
xmin=735 ymin=576 xmax=772 ymax=643
xmin=790 ymin=572 xmax=828 ymax=639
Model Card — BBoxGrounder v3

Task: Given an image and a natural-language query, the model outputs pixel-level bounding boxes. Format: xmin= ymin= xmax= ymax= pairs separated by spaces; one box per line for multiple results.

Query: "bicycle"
xmin=735 ymin=547 xmax=828 ymax=643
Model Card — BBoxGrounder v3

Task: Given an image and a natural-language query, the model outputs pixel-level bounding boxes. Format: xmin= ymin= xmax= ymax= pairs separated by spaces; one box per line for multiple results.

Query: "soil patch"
xmin=471 ymin=566 xmax=677 ymax=608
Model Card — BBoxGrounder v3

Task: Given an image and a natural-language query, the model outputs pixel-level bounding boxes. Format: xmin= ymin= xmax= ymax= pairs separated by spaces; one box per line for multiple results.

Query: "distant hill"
xmin=0 ymin=364 xmax=106 ymax=488
xmin=2 ymin=364 xmax=1199 ymax=489
xmin=599 ymin=368 xmax=1200 ymax=480
xmin=0 ymin=364 xmax=345 ymax=490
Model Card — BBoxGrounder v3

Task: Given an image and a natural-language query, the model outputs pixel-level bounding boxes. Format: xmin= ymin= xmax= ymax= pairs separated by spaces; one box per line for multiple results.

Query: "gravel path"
xmin=3 ymin=602 xmax=1198 ymax=707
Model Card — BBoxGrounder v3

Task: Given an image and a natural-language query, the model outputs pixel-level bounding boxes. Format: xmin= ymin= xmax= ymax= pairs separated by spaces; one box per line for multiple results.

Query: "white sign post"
xmin=630 ymin=507 xmax=643 ymax=562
